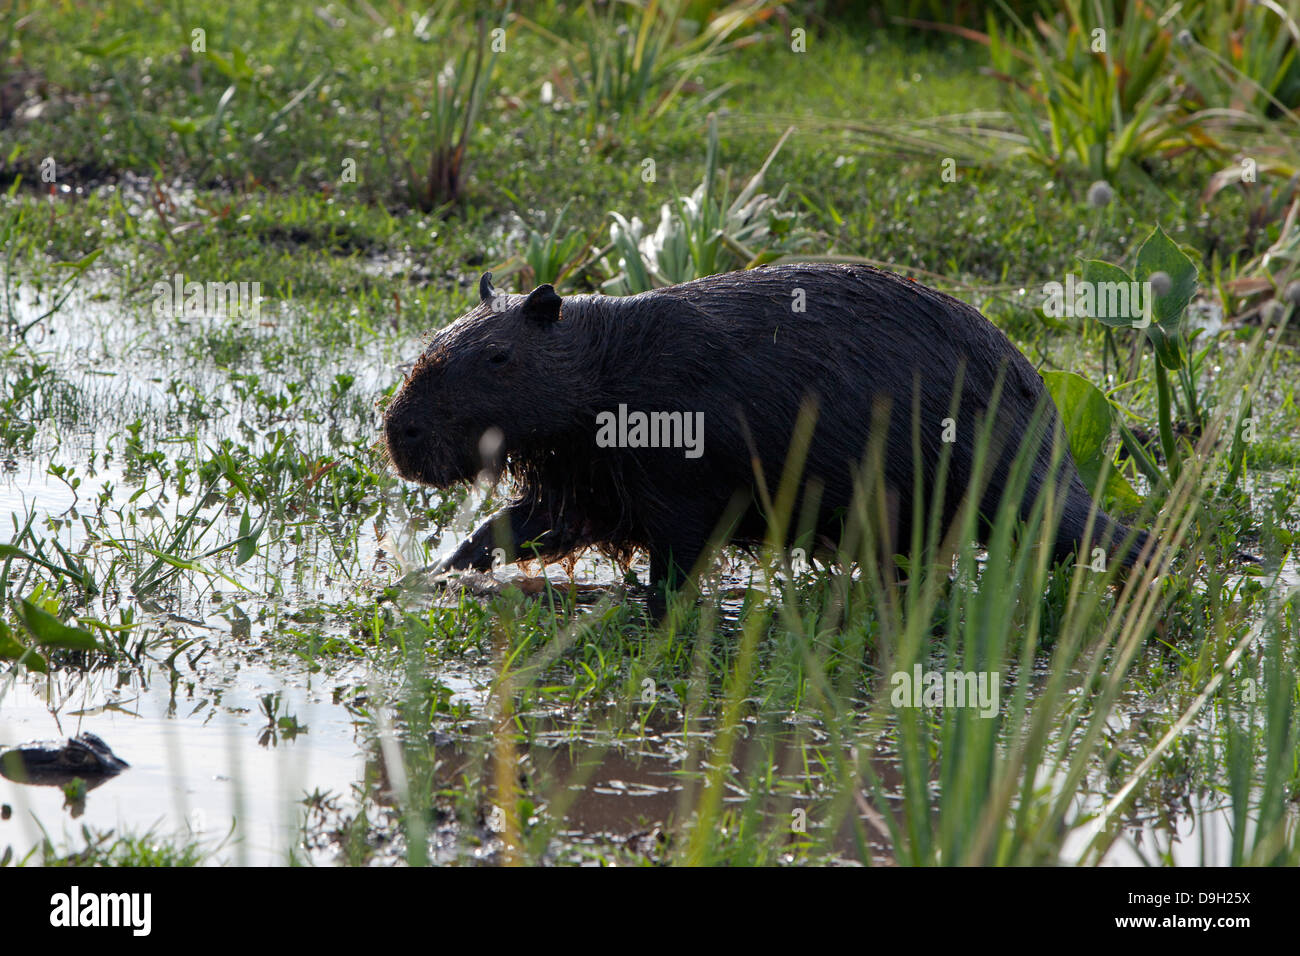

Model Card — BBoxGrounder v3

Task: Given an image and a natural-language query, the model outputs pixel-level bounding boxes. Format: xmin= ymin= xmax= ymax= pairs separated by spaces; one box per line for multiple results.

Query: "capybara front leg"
xmin=434 ymin=504 xmax=569 ymax=574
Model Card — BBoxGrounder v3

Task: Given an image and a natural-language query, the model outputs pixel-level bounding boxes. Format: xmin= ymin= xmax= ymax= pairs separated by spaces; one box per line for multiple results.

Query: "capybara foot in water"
xmin=383 ymin=264 xmax=1153 ymax=611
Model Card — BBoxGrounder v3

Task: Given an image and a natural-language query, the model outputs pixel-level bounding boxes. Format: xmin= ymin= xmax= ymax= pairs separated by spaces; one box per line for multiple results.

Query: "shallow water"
xmin=0 ymin=279 xmax=406 ymax=861
xmin=1 ymin=274 xmax=1296 ymax=865
xmin=1 ymin=653 xmax=374 ymax=865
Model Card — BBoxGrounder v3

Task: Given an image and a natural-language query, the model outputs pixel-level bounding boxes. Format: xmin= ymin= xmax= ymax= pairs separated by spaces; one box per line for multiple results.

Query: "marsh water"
xmin=0 ymin=276 xmax=1293 ymax=865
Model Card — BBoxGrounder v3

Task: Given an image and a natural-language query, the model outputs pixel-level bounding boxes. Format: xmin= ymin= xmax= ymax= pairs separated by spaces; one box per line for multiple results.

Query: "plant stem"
xmin=1154 ymin=360 xmax=1180 ymax=482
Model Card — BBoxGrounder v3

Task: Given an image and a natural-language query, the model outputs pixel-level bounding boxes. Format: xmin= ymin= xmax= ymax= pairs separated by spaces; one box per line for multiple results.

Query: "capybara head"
xmin=383 ymin=273 xmax=575 ymax=486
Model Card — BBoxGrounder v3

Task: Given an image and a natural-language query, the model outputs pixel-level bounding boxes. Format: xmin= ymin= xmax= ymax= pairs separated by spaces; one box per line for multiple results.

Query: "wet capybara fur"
xmin=383 ymin=263 xmax=1151 ymax=607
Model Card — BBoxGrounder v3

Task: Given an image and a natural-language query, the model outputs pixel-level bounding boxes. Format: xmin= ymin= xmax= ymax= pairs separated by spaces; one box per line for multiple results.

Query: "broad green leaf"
xmin=1043 ymin=371 xmax=1140 ymax=510
xmin=1 ymin=620 xmax=28 ymax=658
xmin=1135 ymin=225 xmax=1198 ymax=331
xmin=1043 ymin=371 xmax=1112 ymax=464
xmin=1101 ymin=468 xmax=1142 ymax=513
xmin=235 ymin=507 xmax=258 ymax=566
xmin=17 ymin=599 xmax=103 ymax=652
xmin=1080 ymin=259 xmax=1137 ymax=328
xmin=0 ymin=621 xmax=47 ymax=671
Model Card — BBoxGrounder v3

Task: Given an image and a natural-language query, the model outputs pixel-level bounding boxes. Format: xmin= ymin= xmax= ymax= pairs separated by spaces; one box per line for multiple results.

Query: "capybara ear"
xmin=478 ymin=272 xmax=497 ymax=303
xmin=522 ymin=284 xmax=562 ymax=323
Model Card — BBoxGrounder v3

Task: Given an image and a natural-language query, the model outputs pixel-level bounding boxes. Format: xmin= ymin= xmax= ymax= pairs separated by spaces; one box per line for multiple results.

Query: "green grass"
xmin=13 ymin=824 xmax=212 ymax=867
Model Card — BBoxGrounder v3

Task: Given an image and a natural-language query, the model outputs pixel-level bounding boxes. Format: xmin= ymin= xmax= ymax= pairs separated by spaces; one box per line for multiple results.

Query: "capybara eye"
xmin=488 ymin=347 xmax=511 ymax=367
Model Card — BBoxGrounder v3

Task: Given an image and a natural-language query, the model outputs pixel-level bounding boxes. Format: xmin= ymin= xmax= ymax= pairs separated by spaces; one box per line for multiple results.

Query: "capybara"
xmin=383 ymin=264 xmax=1150 ymax=605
